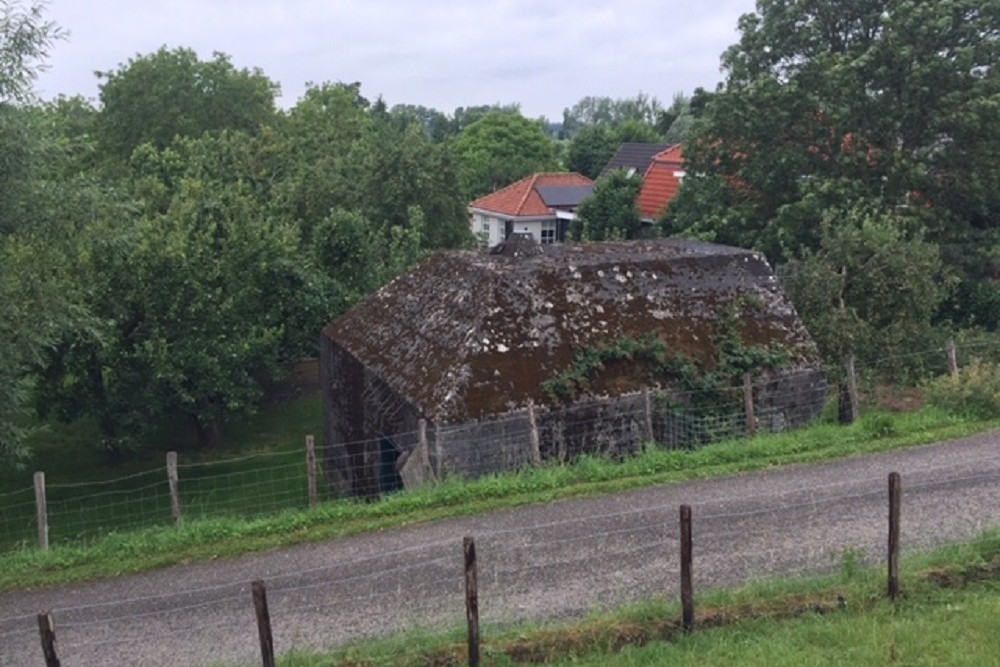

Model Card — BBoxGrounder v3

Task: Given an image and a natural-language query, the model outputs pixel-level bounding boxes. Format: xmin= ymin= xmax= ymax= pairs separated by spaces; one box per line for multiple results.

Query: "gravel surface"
xmin=1 ymin=431 xmax=998 ymax=667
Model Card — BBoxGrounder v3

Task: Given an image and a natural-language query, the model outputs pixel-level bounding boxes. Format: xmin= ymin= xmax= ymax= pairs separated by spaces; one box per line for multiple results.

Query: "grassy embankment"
xmin=0 ymin=394 xmax=997 ymax=591
xmin=266 ymin=530 xmax=1000 ymax=667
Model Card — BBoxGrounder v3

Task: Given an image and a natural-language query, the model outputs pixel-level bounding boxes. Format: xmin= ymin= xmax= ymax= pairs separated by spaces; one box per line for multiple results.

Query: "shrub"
xmin=923 ymin=360 xmax=1000 ymax=420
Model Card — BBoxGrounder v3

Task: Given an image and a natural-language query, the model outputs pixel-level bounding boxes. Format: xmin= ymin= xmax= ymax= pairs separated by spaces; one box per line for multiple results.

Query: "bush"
xmin=923 ymin=360 xmax=1000 ymax=420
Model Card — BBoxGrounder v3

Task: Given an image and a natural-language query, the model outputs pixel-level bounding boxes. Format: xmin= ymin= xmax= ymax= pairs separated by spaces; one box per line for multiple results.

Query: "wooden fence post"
xmin=527 ymin=400 xmax=542 ymax=466
xmin=252 ymin=580 xmax=276 ymax=667
xmin=166 ymin=451 xmax=182 ymax=525
xmin=34 ymin=471 xmax=48 ymax=550
xmin=839 ymin=355 xmax=860 ymax=424
xmin=888 ymin=472 xmax=902 ymax=601
xmin=946 ymin=339 xmax=959 ymax=378
xmin=419 ymin=418 xmax=433 ymax=479
xmin=743 ymin=373 xmax=756 ymax=437
xmin=679 ymin=504 xmax=694 ymax=633
xmin=643 ymin=387 xmax=655 ymax=445
xmin=37 ymin=611 xmax=60 ymax=667
xmin=306 ymin=435 xmax=318 ymax=508
xmin=464 ymin=536 xmax=480 ymax=667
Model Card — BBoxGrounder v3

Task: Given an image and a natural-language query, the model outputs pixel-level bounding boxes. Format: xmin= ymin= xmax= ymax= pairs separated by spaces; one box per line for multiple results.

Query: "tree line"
xmin=0 ymin=1 xmax=689 ymax=462
xmin=2 ymin=0 xmax=997 ymax=464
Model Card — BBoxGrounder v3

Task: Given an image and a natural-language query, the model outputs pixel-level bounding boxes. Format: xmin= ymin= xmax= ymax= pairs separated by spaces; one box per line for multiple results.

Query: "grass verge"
xmin=262 ymin=530 xmax=1000 ymax=667
xmin=0 ymin=405 xmax=997 ymax=592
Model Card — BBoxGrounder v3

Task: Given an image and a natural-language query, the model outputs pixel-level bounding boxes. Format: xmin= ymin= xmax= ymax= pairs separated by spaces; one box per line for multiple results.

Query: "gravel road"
xmin=2 ymin=431 xmax=999 ymax=667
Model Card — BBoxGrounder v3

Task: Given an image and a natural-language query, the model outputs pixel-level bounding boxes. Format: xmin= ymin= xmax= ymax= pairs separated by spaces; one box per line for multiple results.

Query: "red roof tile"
xmin=469 ymin=172 xmax=594 ymax=217
xmin=638 ymin=145 xmax=684 ymax=220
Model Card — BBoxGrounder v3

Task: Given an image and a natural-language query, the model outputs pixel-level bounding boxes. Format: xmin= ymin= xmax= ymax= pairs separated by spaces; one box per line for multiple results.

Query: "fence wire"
xmin=1 ymin=458 xmax=997 ymax=667
xmin=0 ymin=342 xmax=993 ymax=555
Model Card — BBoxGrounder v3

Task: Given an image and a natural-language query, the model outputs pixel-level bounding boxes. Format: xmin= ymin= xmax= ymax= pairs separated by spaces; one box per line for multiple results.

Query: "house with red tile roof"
xmin=635 ymin=144 xmax=685 ymax=222
xmin=468 ymin=172 xmax=594 ymax=247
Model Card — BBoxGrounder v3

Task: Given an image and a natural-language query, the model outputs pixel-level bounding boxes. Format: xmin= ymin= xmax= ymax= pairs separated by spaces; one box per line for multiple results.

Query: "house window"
xmin=477 ymin=218 xmax=491 ymax=245
xmin=540 ymin=220 xmax=556 ymax=244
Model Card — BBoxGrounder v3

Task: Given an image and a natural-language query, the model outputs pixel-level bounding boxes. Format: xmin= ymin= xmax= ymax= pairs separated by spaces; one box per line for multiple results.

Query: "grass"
xmin=256 ymin=530 xmax=1000 ymax=667
xmin=0 ymin=395 xmax=997 ymax=592
xmin=0 ymin=395 xmax=326 ymax=549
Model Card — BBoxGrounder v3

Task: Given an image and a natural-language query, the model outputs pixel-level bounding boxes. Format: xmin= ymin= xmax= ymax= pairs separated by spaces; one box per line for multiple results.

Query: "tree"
xmin=272 ymin=81 xmax=372 ymax=239
xmin=781 ymin=205 xmax=950 ymax=370
xmin=39 ymin=135 xmax=329 ymax=451
xmin=667 ymin=0 xmax=1000 ymax=265
xmin=565 ymin=124 xmax=619 ymax=179
xmin=389 ymin=103 xmax=451 ymax=141
xmin=361 ymin=108 xmax=471 ymax=249
xmin=452 ymin=110 xmax=558 ymax=198
xmin=570 ymin=169 xmax=643 ymax=241
xmin=655 ymin=93 xmax=695 ymax=143
xmin=560 ymin=93 xmax=664 ymax=138
xmin=96 ymin=46 xmax=279 ymax=160
xmin=450 ymin=103 xmax=521 ymax=134
xmin=0 ymin=0 xmax=77 ymax=464
xmin=0 ymin=0 xmax=63 ymax=103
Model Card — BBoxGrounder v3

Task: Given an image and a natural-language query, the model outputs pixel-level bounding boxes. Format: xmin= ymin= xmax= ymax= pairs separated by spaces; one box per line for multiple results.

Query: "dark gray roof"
xmin=323 ymin=239 xmax=822 ymax=422
xmin=536 ymin=184 xmax=594 ymax=207
xmin=598 ymin=142 xmax=669 ymax=179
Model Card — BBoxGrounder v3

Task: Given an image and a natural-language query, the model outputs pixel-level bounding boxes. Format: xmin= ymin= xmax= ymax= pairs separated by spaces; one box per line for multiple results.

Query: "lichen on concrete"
xmin=321 ymin=238 xmax=826 ymax=497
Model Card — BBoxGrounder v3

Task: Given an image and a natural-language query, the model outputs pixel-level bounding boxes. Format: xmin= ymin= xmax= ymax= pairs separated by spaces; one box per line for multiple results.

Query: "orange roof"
xmin=638 ymin=145 xmax=684 ymax=220
xmin=469 ymin=172 xmax=594 ymax=217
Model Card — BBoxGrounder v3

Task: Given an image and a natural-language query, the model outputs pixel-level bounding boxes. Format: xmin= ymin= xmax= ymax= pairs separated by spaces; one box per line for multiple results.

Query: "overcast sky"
xmin=33 ymin=0 xmax=758 ymax=120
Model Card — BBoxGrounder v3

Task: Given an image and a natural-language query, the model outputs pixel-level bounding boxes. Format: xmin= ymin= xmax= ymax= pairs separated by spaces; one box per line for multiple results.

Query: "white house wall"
xmin=470 ymin=211 xmax=505 ymax=247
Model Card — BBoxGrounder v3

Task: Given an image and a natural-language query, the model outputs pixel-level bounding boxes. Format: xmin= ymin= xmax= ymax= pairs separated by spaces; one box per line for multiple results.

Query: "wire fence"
xmin=2 ymin=453 xmax=999 ymax=667
xmin=0 ymin=340 xmax=993 ymax=553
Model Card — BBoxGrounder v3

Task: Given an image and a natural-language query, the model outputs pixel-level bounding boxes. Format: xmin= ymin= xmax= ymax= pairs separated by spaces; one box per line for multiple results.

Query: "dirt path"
xmin=1 ymin=431 xmax=998 ymax=667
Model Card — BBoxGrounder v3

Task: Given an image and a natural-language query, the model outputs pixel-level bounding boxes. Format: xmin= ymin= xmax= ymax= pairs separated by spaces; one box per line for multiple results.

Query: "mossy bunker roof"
xmin=322 ymin=238 xmax=820 ymax=424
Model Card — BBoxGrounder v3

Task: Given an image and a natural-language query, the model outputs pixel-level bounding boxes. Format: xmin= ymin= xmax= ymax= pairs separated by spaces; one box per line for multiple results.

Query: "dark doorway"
xmin=378 ymin=435 xmax=404 ymax=493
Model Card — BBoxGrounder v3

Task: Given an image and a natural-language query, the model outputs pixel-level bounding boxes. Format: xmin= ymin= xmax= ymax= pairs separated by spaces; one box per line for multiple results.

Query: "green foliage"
xmin=565 ymin=124 xmax=619 ymax=179
xmin=0 ymin=1 xmax=84 ymax=465
xmin=560 ymin=93 xmax=665 ymax=138
xmin=570 ymin=168 xmax=643 ymax=240
xmin=565 ymin=121 xmax=663 ymax=180
xmin=667 ymin=0 xmax=1000 ymax=270
xmin=656 ymin=92 xmax=695 ymax=143
xmin=0 ymin=238 xmax=84 ymax=463
xmin=923 ymin=360 xmax=1000 ymax=420
xmin=96 ymin=46 xmax=279 ymax=160
xmin=361 ymin=108 xmax=471 ymax=249
xmin=939 ymin=279 xmax=1000 ymax=331
xmin=543 ymin=309 xmax=790 ymax=405
xmin=452 ymin=109 xmax=558 ymax=198
xmin=38 ymin=170 xmax=327 ymax=449
xmin=781 ymin=206 xmax=951 ymax=368
xmin=0 ymin=0 xmax=64 ymax=104
xmin=860 ymin=413 xmax=897 ymax=439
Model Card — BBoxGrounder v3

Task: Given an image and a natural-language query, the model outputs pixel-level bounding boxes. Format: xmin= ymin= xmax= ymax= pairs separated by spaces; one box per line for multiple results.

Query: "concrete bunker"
xmin=320 ymin=238 xmax=826 ymax=499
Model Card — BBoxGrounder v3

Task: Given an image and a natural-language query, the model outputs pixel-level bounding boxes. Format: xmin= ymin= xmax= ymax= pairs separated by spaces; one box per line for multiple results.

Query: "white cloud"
xmin=34 ymin=0 xmax=758 ymax=118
